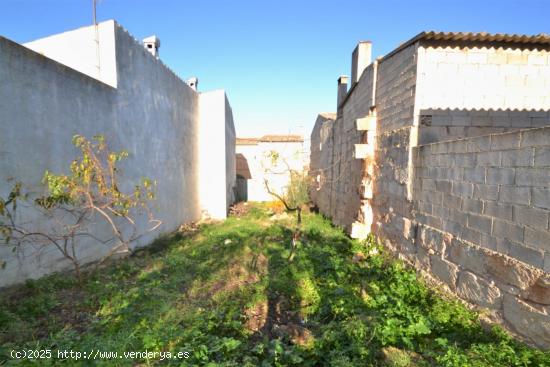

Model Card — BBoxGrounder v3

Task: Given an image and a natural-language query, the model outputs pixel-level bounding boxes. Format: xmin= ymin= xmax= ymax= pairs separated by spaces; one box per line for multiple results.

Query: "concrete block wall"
xmin=371 ymin=44 xmax=418 ymax=241
xmin=418 ymin=109 xmax=550 ymax=145
xmin=412 ymin=127 xmax=550 ymax=348
xmin=416 ymin=45 xmax=550 ymax=111
xmin=309 ymin=35 xmax=550 ymax=348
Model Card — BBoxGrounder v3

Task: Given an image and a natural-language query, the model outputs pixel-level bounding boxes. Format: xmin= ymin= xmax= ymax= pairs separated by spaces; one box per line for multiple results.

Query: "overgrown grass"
xmin=1 ymin=203 xmax=548 ymax=366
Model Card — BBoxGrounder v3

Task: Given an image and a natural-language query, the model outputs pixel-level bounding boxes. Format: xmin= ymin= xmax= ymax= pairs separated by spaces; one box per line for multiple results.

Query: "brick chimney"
xmin=351 ymin=41 xmax=372 ymax=85
xmin=337 ymin=75 xmax=349 ymax=115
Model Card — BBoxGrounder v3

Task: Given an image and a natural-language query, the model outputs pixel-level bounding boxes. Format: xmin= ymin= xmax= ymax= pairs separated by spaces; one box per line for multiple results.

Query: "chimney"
xmin=186 ymin=77 xmax=198 ymax=91
xmin=143 ymin=35 xmax=161 ymax=58
xmin=351 ymin=41 xmax=372 ymax=85
xmin=337 ymin=75 xmax=349 ymax=114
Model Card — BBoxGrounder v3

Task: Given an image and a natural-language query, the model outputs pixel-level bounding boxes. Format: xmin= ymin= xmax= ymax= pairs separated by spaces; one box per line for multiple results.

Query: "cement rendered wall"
xmin=0 ymin=21 xmax=235 ymax=287
xmin=309 ymin=36 xmax=550 ymax=348
xmin=199 ymin=90 xmax=236 ymax=218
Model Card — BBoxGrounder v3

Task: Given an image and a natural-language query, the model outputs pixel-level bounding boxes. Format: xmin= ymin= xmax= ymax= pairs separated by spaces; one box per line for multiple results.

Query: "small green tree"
xmin=0 ymin=135 xmax=160 ymax=281
xmin=262 ymin=150 xmax=310 ymax=261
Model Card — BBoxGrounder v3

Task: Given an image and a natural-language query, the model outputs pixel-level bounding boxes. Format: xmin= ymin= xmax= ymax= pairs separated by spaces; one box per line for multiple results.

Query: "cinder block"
xmin=437 ymin=154 xmax=453 ymax=167
xmin=521 ymin=128 xmax=550 ymax=148
xmin=499 ymin=186 xmax=531 ymax=205
xmin=452 ymin=115 xmax=472 ymax=126
xmin=432 ymin=115 xmax=452 ymax=126
xmin=531 ymin=117 xmax=550 ymax=128
xmin=508 ymin=242 xmax=544 ymax=269
xmin=422 ymin=178 xmax=436 ymax=191
xmin=502 ymin=148 xmax=534 ymax=167
xmin=467 ymin=135 xmax=492 ymax=153
xmin=435 ymin=180 xmax=452 ymax=193
xmin=448 ymin=239 xmax=486 ymax=274
xmin=484 ymin=201 xmax=513 ymax=221
xmin=534 ymin=148 xmax=550 ymax=167
xmin=473 ymin=184 xmax=499 ymax=201
xmin=533 ymin=188 xmax=550 ymax=210
xmin=433 ymin=205 xmax=450 ymax=219
xmin=471 ymin=116 xmax=492 ymax=127
xmin=486 ymin=168 xmax=515 ymax=185
xmin=454 ymin=153 xmax=477 ymax=167
xmin=463 ymin=198 xmax=483 ymax=214
xmin=447 ymin=140 xmax=468 ymax=154
xmin=492 ymin=219 xmax=524 ymax=243
xmin=516 ymin=168 xmax=550 ymax=187
xmin=514 ymin=205 xmax=549 ymax=230
xmin=477 ymin=151 xmax=501 ymax=166
xmin=491 ymin=133 xmax=520 ymax=150
xmin=442 ymin=193 xmax=463 ymax=209
xmin=452 ymin=181 xmax=474 ymax=198
xmin=468 ymin=213 xmax=493 ymax=234
xmin=463 ymin=167 xmax=486 ymax=183
xmin=524 ymin=227 xmax=550 ymax=252
xmin=449 ymin=208 xmax=468 ymax=225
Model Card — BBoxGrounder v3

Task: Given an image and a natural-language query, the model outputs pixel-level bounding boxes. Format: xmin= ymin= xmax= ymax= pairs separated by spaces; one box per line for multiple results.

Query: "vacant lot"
xmin=1 ymin=203 xmax=549 ymax=366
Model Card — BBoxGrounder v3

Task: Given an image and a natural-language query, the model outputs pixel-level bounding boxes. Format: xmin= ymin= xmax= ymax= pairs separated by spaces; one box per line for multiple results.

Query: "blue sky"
xmin=2 ymin=0 xmax=550 ymax=138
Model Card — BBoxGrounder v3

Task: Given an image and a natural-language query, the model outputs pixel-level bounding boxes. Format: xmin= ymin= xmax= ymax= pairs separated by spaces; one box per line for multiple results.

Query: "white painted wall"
xmin=198 ymin=90 xmax=236 ymax=219
xmin=24 ymin=20 xmax=118 ymax=87
xmin=416 ymin=46 xmax=550 ymax=111
xmin=236 ymin=140 xmax=305 ymax=202
xmin=0 ymin=21 xmax=235 ymax=287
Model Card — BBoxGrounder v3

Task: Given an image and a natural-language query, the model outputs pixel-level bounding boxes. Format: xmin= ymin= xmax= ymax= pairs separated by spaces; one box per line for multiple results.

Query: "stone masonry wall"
xmin=309 ymin=113 xmax=335 ymax=213
xmin=371 ymin=44 xmax=418 ymax=241
xmin=411 ymin=127 xmax=550 ymax=348
xmin=309 ymin=38 xmax=550 ymax=349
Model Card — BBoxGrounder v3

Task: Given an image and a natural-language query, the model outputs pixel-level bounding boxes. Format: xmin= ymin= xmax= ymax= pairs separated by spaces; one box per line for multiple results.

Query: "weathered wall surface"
xmin=0 ymin=22 xmax=235 ymax=287
xmin=309 ymin=36 xmax=550 ymax=348
xmin=371 ymin=44 xmax=418 ymax=241
xmin=309 ymin=113 xmax=335 ymax=212
xmin=412 ymin=127 xmax=550 ymax=347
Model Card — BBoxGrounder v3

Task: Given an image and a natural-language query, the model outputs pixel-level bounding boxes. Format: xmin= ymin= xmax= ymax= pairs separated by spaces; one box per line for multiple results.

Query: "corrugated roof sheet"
xmin=420 ymin=31 xmax=550 ymax=44
xmin=381 ymin=31 xmax=550 ymax=62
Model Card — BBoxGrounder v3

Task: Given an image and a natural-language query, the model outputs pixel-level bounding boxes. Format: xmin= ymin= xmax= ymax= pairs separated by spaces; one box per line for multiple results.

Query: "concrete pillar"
xmin=351 ymin=41 xmax=372 ymax=85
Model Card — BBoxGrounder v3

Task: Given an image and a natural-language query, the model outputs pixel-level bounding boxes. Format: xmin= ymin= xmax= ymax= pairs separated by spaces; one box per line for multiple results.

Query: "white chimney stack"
xmin=186 ymin=77 xmax=198 ymax=91
xmin=143 ymin=35 xmax=161 ymax=58
xmin=351 ymin=41 xmax=372 ymax=85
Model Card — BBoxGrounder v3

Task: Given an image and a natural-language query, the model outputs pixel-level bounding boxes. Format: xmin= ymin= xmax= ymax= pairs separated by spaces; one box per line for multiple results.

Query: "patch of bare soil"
xmin=246 ymin=293 xmax=314 ymax=347
xmin=245 ymin=300 xmax=268 ymax=332
xmin=229 ymin=202 xmax=250 ymax=217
